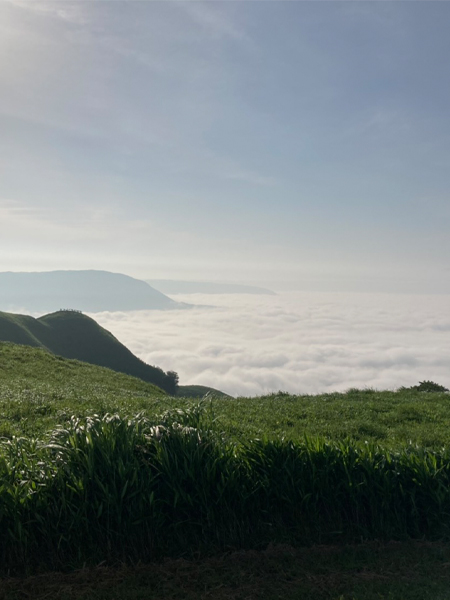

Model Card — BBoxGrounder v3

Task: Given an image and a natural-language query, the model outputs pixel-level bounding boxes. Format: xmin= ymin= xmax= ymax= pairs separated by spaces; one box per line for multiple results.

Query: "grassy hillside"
xmin=0 ymin=342 xmax=167 ymax=439
xmin=1 ymin=343 xmax=450 ymax=598
xmin=212 ymin=388 xmax=450 ymax=450
xmin=1 ymin=341 xmax=450 ymax=448
xmin=0 ymin=310 xmax=177 ymax=393
xmin=177 ymin=384 xmax=233 ymax=399
xmin=0 ymin=311 xmax=46 ymax=347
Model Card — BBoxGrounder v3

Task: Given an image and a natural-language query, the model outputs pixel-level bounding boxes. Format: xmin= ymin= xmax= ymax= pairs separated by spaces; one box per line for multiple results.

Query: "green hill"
xmin=0 ymin=341 xmax=166 ymax=438
xmin=177 ymin=384 xmax=233 ymax=399
xmin=0 ymin=310 xmax=178 ymax=394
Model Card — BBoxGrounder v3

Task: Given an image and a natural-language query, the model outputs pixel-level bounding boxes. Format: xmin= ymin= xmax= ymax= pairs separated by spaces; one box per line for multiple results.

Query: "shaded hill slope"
xmin=0 ymin=270 xmax=184 ymax=312
xmin=0 ymin=310 xmax=177 ymax=394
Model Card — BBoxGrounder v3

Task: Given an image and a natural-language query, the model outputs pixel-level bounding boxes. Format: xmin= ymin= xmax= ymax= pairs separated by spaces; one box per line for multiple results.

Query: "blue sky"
xmin=1 ymin=0 xmax=449 ymax=291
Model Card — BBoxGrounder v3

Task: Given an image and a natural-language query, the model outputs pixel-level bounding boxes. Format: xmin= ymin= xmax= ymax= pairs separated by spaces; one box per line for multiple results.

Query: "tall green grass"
xmin=1 ymin=405 xmax=450 ymax=574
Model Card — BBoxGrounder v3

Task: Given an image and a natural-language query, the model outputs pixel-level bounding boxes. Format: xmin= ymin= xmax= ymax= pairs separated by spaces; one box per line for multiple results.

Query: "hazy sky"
xmin=1 ymin=1 xmax=449 ymax=292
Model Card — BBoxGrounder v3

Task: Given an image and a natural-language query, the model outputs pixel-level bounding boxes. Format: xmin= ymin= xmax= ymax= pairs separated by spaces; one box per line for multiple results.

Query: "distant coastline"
xmin=147 ymin=279 xmax=276 ymax=295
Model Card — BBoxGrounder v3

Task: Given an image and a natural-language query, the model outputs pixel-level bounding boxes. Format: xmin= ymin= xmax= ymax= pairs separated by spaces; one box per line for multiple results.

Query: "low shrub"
xmin=399 ymin=380 xmax=449 ymax=393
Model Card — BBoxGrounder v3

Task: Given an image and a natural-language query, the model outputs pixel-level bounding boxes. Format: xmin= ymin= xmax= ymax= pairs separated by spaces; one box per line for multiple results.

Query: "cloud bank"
xmin=91 ymin=292 xmax=450 ymax=397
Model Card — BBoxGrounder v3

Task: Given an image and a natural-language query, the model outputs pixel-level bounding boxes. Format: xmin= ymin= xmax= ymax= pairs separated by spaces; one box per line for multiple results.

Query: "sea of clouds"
xmin=90 ymin=292 xmax=450 ymax=397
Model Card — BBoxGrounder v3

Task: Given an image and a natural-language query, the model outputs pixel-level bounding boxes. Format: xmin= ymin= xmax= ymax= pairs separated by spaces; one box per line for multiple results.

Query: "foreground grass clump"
xmin=1 ymin=408 xmax=450 ymax=574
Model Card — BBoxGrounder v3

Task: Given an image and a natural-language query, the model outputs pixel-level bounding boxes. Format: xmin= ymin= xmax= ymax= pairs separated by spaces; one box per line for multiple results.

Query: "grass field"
xmin=0 ymin=343 xmax=166 ymax=439
xmin=2 ymin=342 xmax=450 ymax=449
xmin=212 ymin=387 xmax=450 ymax=450
xmin=1 ymin=341 xmax=450 ymax=598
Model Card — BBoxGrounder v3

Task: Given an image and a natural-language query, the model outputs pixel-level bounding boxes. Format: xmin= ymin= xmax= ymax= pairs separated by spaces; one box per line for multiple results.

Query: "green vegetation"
xmin=2 ymin=343 xmax=450 ymax=449
xmin=1 ymin=411 xmax=450 ymax=575
xmin=400 ymin=380 xmax=450 ymax=393
xmin=1 ymin=342 xmax=450 ymax=598
xmin=0 ymin=342 xmax=168 ymax=439
xmin=0 ymin=310 xmax=178 ymax=393
xmin=177 ymin=384 xmax=233 ymax=399
xmin=212 ymin=387 xmax=450 ymax=450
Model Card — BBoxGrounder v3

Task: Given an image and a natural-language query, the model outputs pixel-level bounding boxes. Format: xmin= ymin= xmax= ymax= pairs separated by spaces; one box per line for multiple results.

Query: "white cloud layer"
xmin=90 ymin=292 xmax=450 ymax=397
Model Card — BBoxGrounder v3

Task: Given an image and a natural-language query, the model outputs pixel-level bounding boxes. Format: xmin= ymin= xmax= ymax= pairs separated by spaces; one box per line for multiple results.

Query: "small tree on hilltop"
xmin=415 ymin=380 xmax=449 ymax=393
xmin=166 ymin=370 xmax=179 ymax=396
xmin=399 ymin=380 xmax=449 ymax=393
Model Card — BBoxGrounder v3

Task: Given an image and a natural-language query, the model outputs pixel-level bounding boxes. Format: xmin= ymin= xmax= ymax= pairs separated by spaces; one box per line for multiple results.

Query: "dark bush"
xmin=400 ymin=381 xmax=449 ymax=393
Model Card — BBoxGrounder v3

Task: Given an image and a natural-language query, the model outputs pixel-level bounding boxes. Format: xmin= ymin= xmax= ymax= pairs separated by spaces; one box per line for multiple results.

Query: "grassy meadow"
xmin=0 ymin=343 xmax=166 ymax=440
xmin=1 ymin=341 xmax=450 ymax=599
xmin=2 ymin=341 xmax=450 ymax=449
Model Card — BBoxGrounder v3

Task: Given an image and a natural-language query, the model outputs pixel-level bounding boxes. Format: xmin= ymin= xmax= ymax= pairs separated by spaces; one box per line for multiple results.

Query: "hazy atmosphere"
xmin=1 ymin=0 xmax=450 ymax=292
xmin=1 ymin=0 xmax=450 ymax=395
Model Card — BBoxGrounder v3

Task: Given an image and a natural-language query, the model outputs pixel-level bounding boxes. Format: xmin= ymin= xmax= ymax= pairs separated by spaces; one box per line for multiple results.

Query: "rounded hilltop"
xmin=0 ymin=309 xmax=178 ymax=394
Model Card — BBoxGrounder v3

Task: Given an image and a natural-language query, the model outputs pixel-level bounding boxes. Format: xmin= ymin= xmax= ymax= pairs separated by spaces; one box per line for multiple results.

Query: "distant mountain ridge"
xmin=147 ymin=279 xmax=276 ymax=295
xmin=0 ymin=270 xmax=184 ymax=313
xmin=0 ymin=309 xmax=178 ymax=394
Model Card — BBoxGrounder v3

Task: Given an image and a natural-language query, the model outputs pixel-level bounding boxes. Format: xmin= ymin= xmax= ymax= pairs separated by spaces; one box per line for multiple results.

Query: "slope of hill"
xmin=147 ymin=279 xmax=276 ymax=295
xmin=0 ymin=310 xmax=178 ymax=393
xmin=0 ymin=342 xmax=166 ymax=439
xmin=2 ymin=346 xmax=450 ymax=595
xmin=0 ymin=270 xmax=185 ymax=312
xmin=177 ymin=384 xmax=233 ymax=399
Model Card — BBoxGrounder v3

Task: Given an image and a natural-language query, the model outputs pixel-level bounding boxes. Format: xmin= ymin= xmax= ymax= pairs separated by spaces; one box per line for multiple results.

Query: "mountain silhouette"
xmin=0 ymin=270 xmax=185 ymax=312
